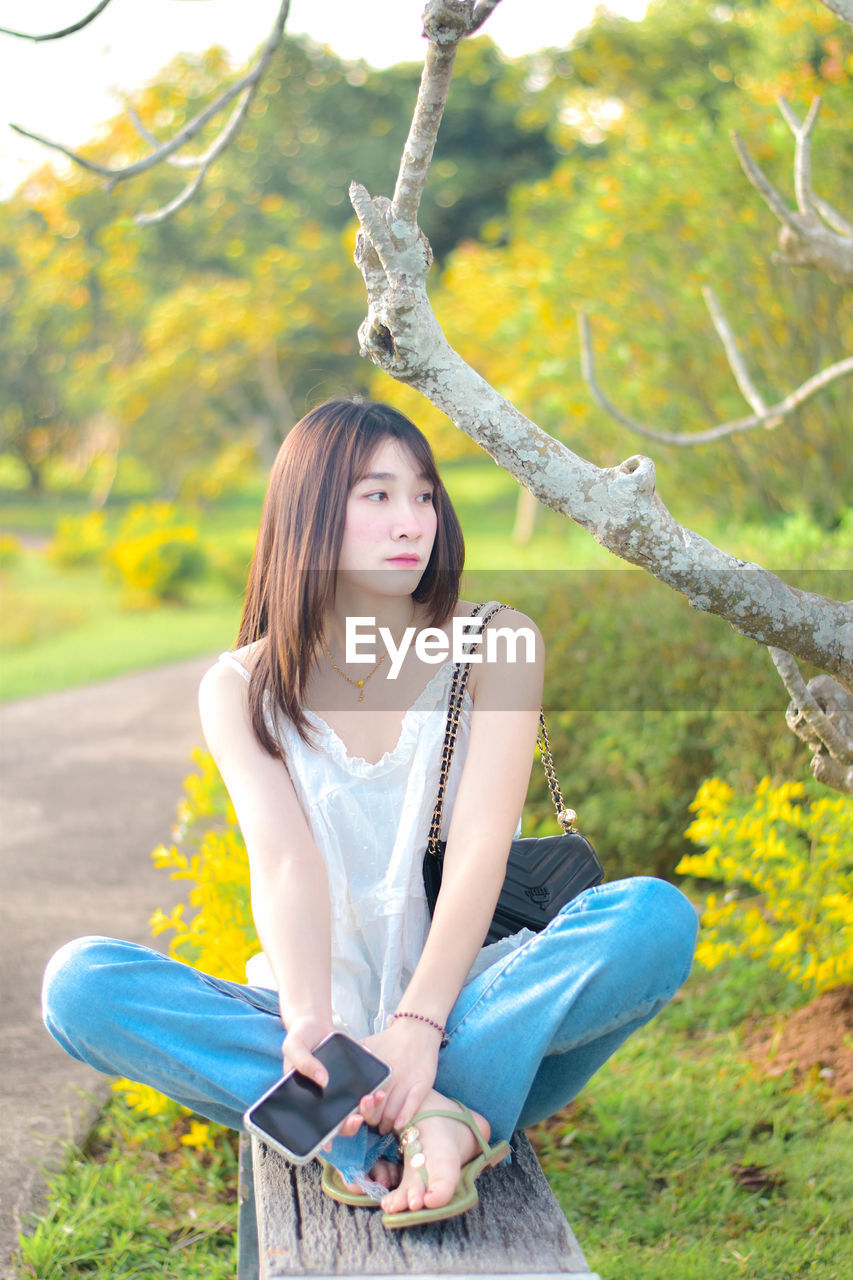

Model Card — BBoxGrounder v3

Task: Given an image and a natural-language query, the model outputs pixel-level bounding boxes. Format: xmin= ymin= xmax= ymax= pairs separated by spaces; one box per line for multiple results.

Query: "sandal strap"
xmin=402 ymin=1100 xmax=491 ymax=1160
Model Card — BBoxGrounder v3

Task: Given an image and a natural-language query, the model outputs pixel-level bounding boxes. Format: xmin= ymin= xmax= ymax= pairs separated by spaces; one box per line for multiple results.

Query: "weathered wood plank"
xmin=251 ymin=1131 xmax=595 ymax=1277
xmin=238 ymin=1131 xmax=260 ymax=1280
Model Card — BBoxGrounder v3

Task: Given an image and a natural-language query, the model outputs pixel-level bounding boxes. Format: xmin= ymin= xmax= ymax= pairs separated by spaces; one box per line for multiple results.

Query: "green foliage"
xmin=678 ymin=777 xmax=853 ymax=994
xmin=211 ymin=34 xmax=559 ymax=262
xmin=465 ymin=565 xmax=809 ymax=880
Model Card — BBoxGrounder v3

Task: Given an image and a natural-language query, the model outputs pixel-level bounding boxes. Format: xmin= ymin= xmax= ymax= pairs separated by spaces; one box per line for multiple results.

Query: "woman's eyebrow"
xmin=358 ymin=470 xmax=431 ymax=482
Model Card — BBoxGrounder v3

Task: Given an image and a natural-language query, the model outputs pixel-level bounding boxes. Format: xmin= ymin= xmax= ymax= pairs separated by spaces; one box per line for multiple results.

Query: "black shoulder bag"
xmin=422 ymin=602 xmax=605 ymax=945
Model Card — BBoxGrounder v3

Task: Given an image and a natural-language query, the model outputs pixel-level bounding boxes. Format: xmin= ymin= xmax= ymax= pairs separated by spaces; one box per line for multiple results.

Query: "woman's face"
xmin=337 ymin=438 xmax=438 ymax=594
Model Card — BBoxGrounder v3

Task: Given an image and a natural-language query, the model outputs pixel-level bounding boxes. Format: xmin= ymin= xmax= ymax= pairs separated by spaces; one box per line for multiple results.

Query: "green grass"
xmin=13 ymin=1101 xmax=240 ymax=1279
xmin=531 ymin=962 xmax=851 ymax=1280
xmin=13 ymin=956 xmax=851 ymax=1279
xmin=0 ymin=551 xmax=243 ymax=702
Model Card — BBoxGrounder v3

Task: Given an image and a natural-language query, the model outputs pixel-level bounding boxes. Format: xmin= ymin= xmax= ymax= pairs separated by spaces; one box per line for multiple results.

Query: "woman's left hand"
xmin=336 ymin=1018 xmax=442 ymax=1139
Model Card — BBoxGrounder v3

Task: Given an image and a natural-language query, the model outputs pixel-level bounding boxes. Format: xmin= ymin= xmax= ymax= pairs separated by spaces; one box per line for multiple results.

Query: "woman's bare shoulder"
xmin=459 ymin=599 xmax=541 ymax=633
xmin=229 ymin=637 xmax=268 ymax=672
xmin=467 ymin=602 xmax=543 ymax=706
xmin=199 ymin=639 xmax=267 ymax=719
xmin=202 ymin=638 xmax=267 ymax=683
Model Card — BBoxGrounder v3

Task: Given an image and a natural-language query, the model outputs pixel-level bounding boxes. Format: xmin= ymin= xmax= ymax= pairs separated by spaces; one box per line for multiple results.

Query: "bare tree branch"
xmin=352 ymin=215 xmax=853 ymax=687
xmin=578 ymin=311 xmax=853 ymax=446
xmin=733 ymin=99 xmax=853 ymax=285
xmin=731 ymin=131 xmax=798 ymax=226
xmin=770 ymin=650 xmax=853 ymax=765
xmin=136 ymin=84 xmax=256 ymax=225
xmin=809 ymin=193 xmax=853 ymax=239
xmin=0 ymin=0 xmax=114 ymax=42
xmin=9 ymin=0 xmax=291 ymax=224
xmin=11 ymin=75 xmax=245 ymax=181
xmin=391 ymin=1 xmax=498 ymax=227
xmin=470 ymin=1 xmax=505 ymax=34
xmin=701 ymin=285 xmax=777 ymax=421
xmin=127 ymin=106 xmax=160 ymax=151
xmin=816 ymin=0 xmax=853 ymax=24
xmin=770 ymin=650 xmax=853 ymax=793
xmin=776 ymin=95 xmax=821 ymax=216
xmin=350 ymin=1 xmax=853 ymax=700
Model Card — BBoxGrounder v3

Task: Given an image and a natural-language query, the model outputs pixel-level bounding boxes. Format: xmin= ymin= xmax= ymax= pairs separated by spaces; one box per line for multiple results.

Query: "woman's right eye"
xmin=365 ymin=491 xmax=387 ymax=502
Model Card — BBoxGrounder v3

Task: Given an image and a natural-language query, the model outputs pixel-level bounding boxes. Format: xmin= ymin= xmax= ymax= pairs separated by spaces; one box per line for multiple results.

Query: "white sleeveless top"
xmin=218 ymin=650 xmax=531 ymax=1039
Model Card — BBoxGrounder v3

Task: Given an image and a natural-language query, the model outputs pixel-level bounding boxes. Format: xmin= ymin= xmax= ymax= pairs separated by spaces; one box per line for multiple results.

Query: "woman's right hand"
xmin=281 ymin=1014 xmax=335 ymax=1087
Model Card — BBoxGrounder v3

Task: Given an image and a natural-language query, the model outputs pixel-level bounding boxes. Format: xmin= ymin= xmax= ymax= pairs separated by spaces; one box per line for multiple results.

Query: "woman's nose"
xmin=391 ymin=502 xmax=424 ymax=538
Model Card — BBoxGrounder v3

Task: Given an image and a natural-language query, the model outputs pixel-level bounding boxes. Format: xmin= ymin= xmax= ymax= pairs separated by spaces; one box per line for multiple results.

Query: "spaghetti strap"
xmin=218 ymin=651 xmax=251 ymax=683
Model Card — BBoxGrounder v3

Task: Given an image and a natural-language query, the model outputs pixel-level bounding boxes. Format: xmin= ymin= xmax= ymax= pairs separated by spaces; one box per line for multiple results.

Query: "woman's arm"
xmin=198 ymin=660 xmax=335 ymax=1085
xmin=363 ymin=609 xmax=545 ymax=1130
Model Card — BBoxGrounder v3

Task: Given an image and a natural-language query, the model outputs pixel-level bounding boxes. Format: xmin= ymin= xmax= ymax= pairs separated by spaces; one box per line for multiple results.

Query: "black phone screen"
xmin=246 ymin=1033 xmax=390 ymax=1160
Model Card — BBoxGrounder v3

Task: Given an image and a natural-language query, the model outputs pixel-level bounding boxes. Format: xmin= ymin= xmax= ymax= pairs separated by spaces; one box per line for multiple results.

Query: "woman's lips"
xmin=386 ymin=555 xmax=421 ymax=566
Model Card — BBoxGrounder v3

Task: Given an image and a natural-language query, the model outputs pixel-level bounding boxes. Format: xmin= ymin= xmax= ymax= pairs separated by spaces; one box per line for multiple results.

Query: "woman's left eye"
xmin=417 ymin=492 xmax=434 ymax=504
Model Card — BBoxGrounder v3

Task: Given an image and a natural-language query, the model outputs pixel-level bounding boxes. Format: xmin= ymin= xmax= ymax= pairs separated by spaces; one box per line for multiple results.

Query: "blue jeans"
xmin=42 ymin=877 xmax=697 ymax=1187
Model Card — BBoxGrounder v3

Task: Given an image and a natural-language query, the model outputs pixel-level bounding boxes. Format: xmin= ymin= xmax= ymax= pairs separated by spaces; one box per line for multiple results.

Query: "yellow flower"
xmin=180 ymin=1120 xmax=215 ymax=1150
xmin=681 ymin=773 xmax=853 ymax=995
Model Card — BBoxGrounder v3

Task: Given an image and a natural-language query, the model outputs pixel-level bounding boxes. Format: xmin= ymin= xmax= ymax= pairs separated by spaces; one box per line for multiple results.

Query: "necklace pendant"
xmin=357 ymin=688 xmax=365 ymax=702
xmin=356 ymin=679 xmax=365 ymax=688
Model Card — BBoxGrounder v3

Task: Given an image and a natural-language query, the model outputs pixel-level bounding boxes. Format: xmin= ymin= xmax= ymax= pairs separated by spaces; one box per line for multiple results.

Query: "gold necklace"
xmin=321 ymin=605 xmax=415 ymax=702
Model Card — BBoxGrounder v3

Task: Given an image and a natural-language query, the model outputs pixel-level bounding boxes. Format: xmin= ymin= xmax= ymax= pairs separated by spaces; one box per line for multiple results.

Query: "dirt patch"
xmin=744 ymin=984 xmax=853 ymax=1097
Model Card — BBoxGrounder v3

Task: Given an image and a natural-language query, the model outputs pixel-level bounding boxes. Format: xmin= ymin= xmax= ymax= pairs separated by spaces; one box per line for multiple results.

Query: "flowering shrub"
xmin=114 ymin=748 xmax=257 ymax=1139
xmin=108 ymin=525 xmax=206 ymax=606
xmin=149 ymin=748 xmax=257 ymax=981
xmin=676 ymin=777 xmax=853 ymax=994
xmin=0 ymin=532 xmax=22 ymax=569
xmin=48 ymin=511 xmax=108 ymax=567
xmin=106 ymin=502 xmax=207 ymax=606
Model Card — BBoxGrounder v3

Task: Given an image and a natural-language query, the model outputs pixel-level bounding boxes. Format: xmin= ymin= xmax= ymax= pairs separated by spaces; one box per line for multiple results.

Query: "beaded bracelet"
xmin=392 ymin=1010 xmax=448 ymax=1048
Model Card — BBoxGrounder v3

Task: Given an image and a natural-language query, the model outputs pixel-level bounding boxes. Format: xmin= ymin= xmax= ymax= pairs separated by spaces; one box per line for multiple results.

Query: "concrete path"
xmin=0 ymin=656 xmax=215 ymax=1278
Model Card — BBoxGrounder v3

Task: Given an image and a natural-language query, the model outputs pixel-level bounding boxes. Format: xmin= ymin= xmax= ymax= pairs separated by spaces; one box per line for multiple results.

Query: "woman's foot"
xmin=380 ymin=1090 xmax=491 ymax=1217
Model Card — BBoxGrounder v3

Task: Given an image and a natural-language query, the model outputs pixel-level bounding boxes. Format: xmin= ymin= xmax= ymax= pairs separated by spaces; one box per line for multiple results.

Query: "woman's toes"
xmin=406 ymin=1180 xmax=426 ymax=1211
xmin=381 ymin=1185 xmax=407 ymax=1214
xmin=368 ymin=1159 xmax=400 ymax=1190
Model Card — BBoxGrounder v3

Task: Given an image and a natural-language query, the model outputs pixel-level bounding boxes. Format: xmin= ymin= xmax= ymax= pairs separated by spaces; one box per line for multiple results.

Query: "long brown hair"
xmin=237 ymin=398 xmax=464 ymax=755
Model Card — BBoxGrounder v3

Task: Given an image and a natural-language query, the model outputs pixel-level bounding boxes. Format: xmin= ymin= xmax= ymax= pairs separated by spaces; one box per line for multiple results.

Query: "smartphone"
xmin=243 ymin=1031 xmax=391 ymax=1164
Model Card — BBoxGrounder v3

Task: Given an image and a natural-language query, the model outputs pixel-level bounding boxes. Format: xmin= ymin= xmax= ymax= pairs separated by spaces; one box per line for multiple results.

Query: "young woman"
xmin=43 ymin=398 xmax=698 ymax=1227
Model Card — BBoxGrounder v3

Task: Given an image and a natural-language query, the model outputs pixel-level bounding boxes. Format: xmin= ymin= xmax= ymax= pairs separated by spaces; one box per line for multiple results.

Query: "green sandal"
xmin=319 ymin=1158 xmax=383 ymax=1209
xmin=381 ymin=1100 xmax=510 ymax=1230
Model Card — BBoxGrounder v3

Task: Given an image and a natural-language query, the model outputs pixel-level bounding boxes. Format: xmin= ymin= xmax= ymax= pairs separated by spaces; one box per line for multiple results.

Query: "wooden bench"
xmin=237 ymin=1130 xmax=600 ymax=1278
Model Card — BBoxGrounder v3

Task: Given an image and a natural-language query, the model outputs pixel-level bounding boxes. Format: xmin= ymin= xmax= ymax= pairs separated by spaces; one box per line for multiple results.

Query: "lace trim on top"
xmin=297 ymin=661 xmax=465 ymax=777
xmin=217 ymin=652 xmax=470 ymax=777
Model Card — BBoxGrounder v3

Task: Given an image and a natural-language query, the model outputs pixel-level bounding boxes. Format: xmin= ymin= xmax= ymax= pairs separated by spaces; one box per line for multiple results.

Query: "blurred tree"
xmin=2 ymin=32 xmax=562 ymax=489
xmin=0 ymin=199 xmax=96 ymax=490
xmin=378 ymin=0 xmax=851 ymax=527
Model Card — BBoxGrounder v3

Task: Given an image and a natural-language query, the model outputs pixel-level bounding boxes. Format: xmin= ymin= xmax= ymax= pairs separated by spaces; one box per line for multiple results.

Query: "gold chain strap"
xmin=426 ymin=602 xmax=577 ymax=857
xmin=535 ymin=707 xmax=578 ymax=835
